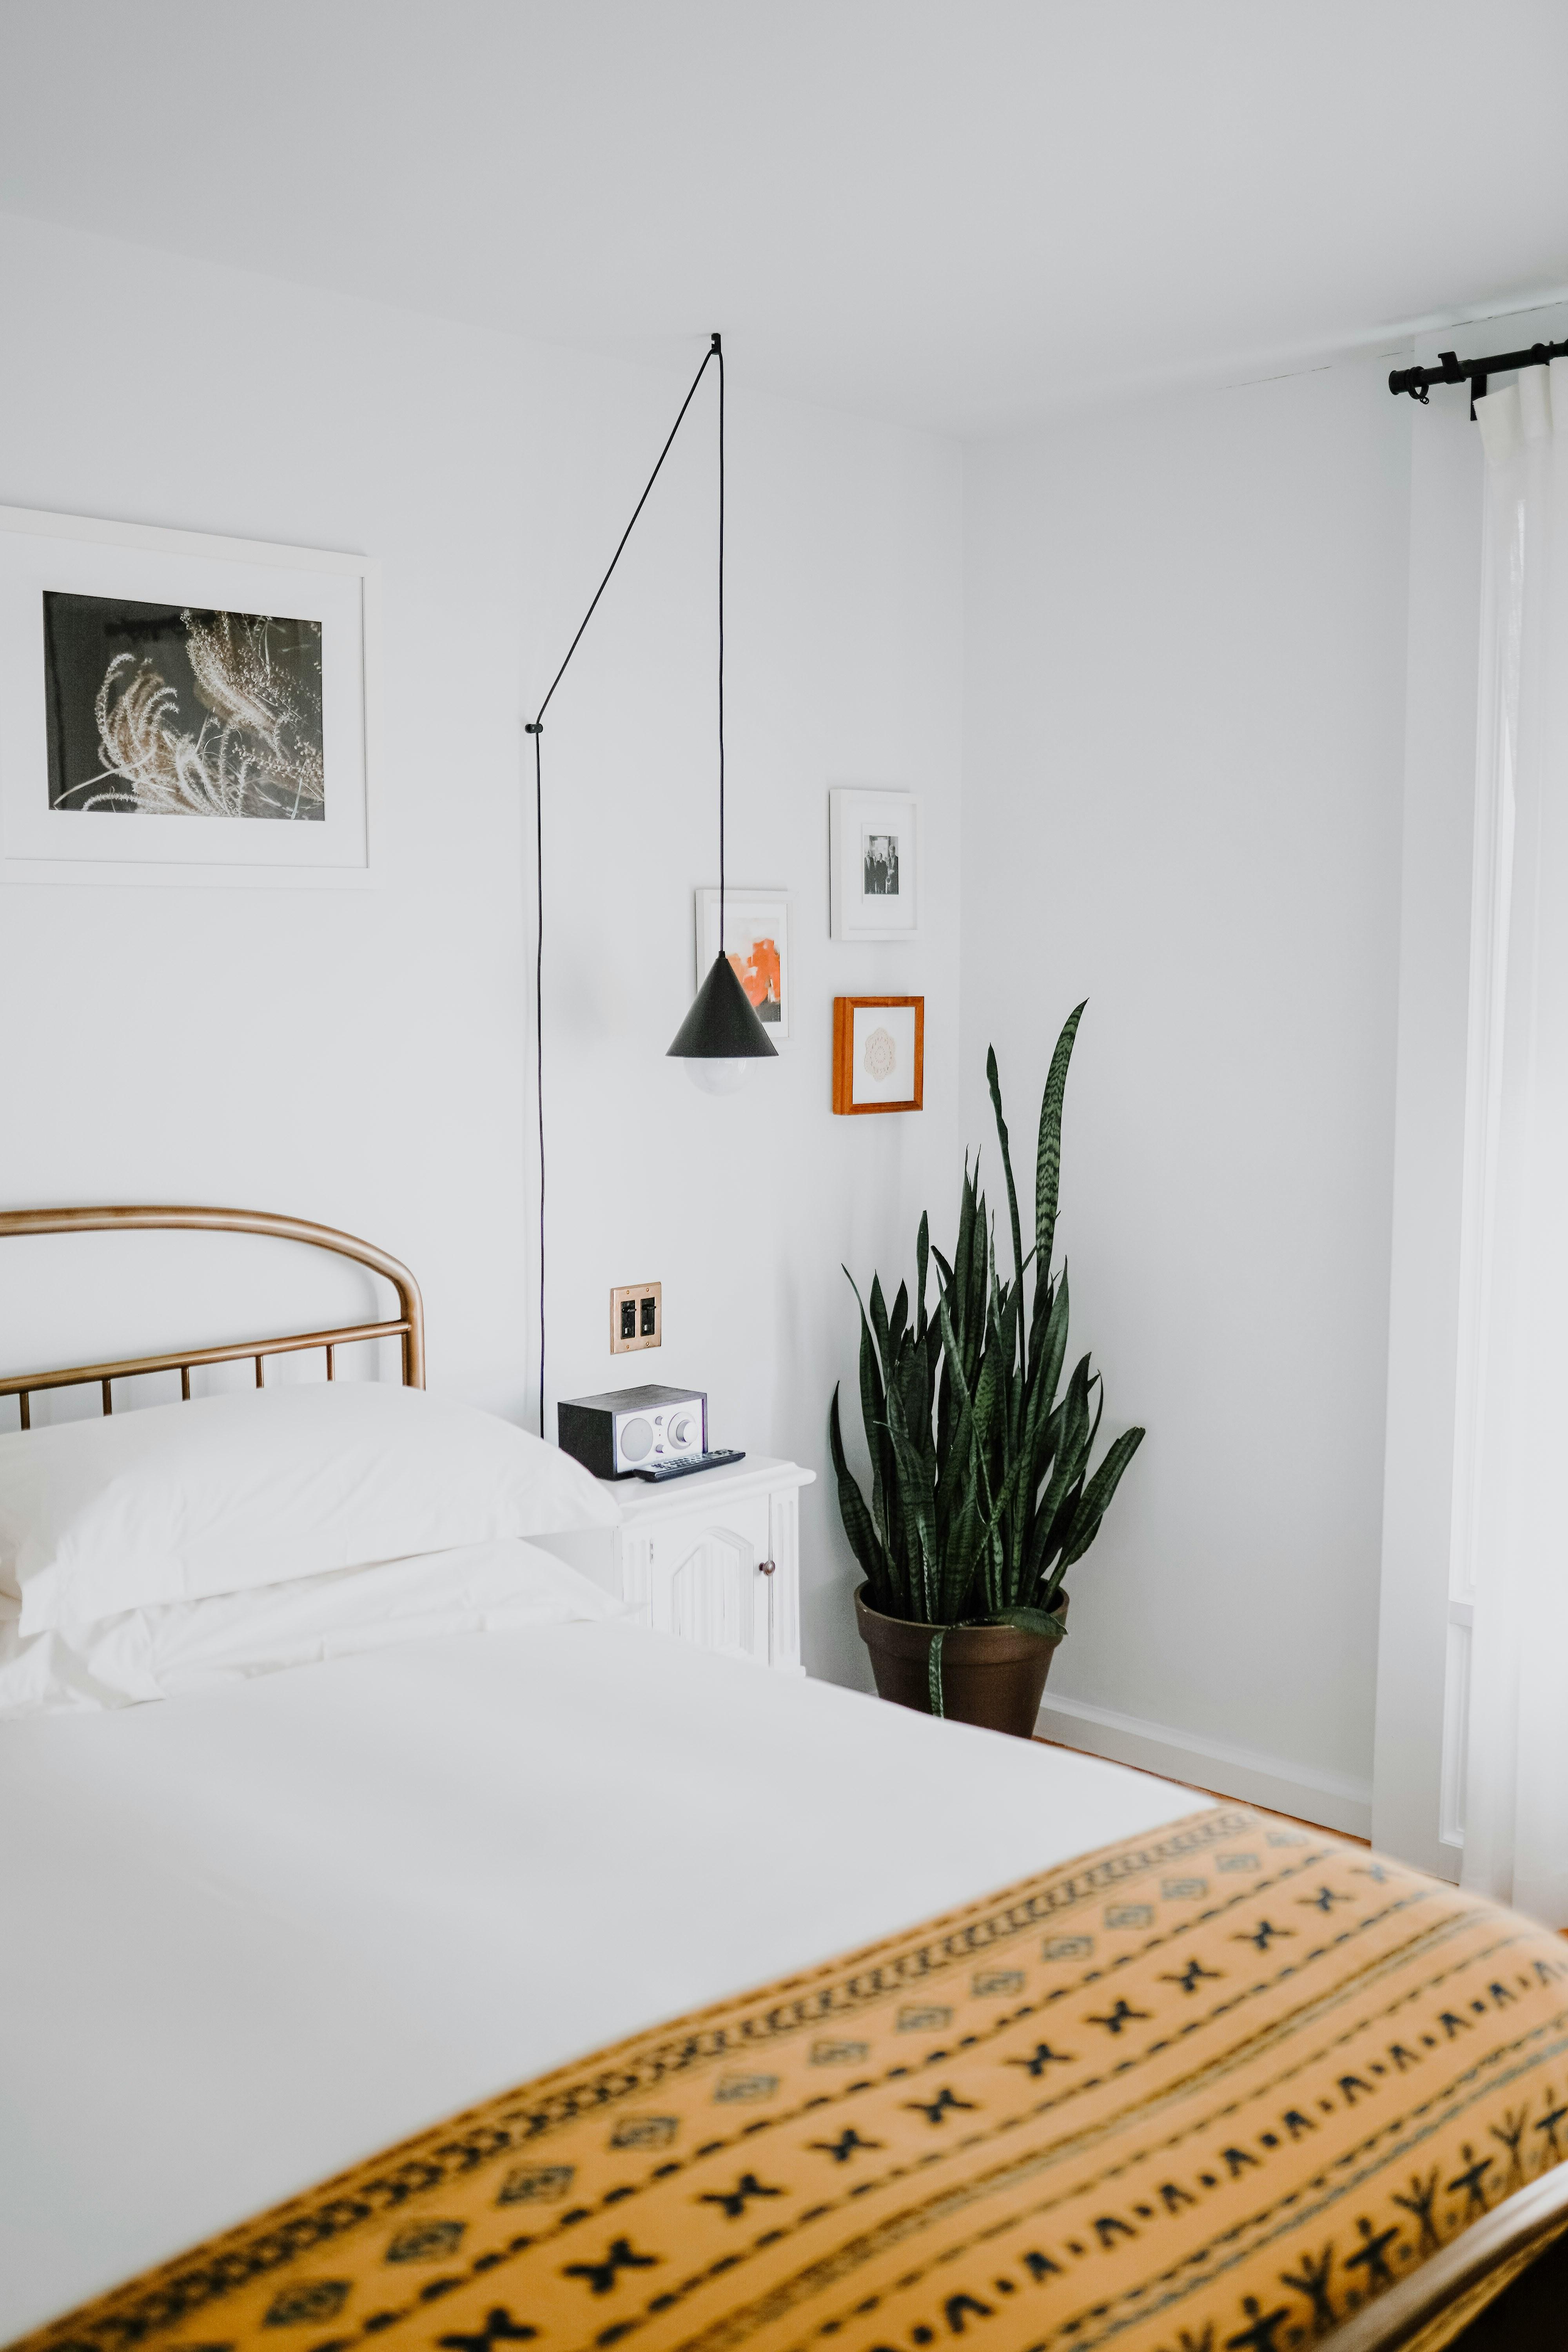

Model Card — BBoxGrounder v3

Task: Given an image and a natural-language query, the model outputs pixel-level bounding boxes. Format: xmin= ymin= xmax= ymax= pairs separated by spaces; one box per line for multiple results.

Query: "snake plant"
xmin=829 ymin=1002 xmax=1144 ymax=1645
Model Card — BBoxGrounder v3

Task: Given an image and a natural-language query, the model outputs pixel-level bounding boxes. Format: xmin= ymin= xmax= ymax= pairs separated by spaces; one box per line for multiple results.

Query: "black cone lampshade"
xmin=668 ymin=949 xmax=780 ymax=1062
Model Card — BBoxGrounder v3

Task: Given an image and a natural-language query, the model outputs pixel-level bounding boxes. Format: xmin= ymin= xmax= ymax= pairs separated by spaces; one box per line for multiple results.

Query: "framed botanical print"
xmin=0 ymin=504 xmax=378 ymax=886
xmin=832 ymin=995 xmax=924 ymax=1114
xmin=829 ymin=785 xmax=920 ymax=940
xmin=697 ymin=887 xmax=791 ymax=1038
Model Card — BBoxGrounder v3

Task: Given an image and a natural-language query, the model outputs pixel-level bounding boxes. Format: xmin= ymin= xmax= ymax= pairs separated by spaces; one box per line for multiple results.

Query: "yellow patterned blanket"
xmin=18 ymin=1808 xmax=1568 ymax=2352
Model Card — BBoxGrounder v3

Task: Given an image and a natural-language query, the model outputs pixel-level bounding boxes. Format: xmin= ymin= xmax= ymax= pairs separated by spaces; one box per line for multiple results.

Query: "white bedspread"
xmin=0 ymin=1621 xmax=1198 ymax=2339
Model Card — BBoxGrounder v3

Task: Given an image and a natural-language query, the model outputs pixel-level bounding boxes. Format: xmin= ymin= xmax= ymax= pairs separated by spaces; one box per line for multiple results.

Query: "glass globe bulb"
xmin=683 ymin=1056 xmax=754 ymax=1096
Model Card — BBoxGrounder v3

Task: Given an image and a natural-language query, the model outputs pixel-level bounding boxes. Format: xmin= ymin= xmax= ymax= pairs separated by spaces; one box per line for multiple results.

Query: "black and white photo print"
xmin=43 ymin=593 xmax=325 ymax=821
xmin=861 ymin=828 xmax=900 ymax=897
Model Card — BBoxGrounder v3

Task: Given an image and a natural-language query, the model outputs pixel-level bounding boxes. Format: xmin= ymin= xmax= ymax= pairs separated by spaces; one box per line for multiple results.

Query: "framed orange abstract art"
xmin=696 ymin=887 xmax=790 ymax=1037
xmin=832 ymin=995 xmax=924 ymax=1114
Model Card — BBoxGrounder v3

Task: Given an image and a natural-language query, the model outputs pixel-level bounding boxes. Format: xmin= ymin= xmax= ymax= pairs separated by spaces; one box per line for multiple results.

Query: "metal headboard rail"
xmin=0 ymin=1205 xmax=425 ymax=1429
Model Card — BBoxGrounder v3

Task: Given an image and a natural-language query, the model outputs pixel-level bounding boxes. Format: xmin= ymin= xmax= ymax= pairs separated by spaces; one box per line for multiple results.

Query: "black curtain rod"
xmin=1390 ymin=335 xmax=1568 ymax=417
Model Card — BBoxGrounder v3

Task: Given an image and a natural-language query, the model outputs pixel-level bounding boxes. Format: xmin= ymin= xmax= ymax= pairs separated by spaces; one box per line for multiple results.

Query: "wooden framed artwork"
xmin=696 ymin=886 xmax=790 ymax=1038
xmin=833 ymin=995 xmax=924 ymax=1114
xmin=829 ymin=785 xmax=920 ymax=940
xmin=0 ymin=503 xmax=378 ymax=887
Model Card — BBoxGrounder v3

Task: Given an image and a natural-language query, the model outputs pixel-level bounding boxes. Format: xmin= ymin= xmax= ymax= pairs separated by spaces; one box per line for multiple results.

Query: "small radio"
xmin=557 ymin=1384 xmax=708 ymax=1479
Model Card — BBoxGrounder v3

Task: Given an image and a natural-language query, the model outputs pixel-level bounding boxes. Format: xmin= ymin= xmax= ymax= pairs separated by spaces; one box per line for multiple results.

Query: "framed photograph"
xmin=0 ymin=503 xmax=378 ymax=886
xmin=833 ymin=995 xmax=924 ymax=1114
xmin=829 ymin=785 xmax=920 ymax=940
xmin=697 ymin=887 xmax=790 ymax=1038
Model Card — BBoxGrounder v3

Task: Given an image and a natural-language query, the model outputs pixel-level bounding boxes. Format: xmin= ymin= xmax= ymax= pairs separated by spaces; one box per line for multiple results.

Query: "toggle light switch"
xmin=610 ymin=1281 xmax=662 ymax=1354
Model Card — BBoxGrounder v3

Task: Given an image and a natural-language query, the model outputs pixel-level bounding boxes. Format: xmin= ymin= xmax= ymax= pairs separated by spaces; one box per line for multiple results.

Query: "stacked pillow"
xmin=0 ymin=1384 xmax=624 ymax=1713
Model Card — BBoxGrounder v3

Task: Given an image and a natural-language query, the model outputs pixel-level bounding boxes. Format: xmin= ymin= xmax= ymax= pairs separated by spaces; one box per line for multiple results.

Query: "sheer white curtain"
xmin=1459 ymin=359 xmax=1568 ymax=1924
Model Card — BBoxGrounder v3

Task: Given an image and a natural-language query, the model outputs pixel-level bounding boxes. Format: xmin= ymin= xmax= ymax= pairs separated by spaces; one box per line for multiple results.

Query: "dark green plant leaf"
xmin=927 ymin=1625 xmax=946 ymax=1717
xmin=934 ymin=1365 xmax=975 ymax=1529
xmin=828 ymin=1385 xmax=890 ymax=1603
xmin=1034 ymin=1265 xmax=1071 ymax=1432
xmin=1025 ymin=1354 xmax=1094 ymax=1587
xmin=968 ymin=1321 xmax=1004 ymax=1615
xmin=975 ymin=1605 xmax=1068 ymax=1642
xmin=952 ymin=1155 xmax=974 ymax=1336
xmin=1035 ymin=1000 xmax=1086 ymax=1285
xmin=845 ymin=1269 xmax=892 ymax=1569
xmin=987 ymin=1044 xmax=1025 ymax=1311
xmin=933 ymin=1232 xmax=959 ymax=1464
xmin=1014 ymin=1271 xmax=1068 ymax=1521
xmin=964 ymin=1181 xmax=988 ymax=1377
xmin=1060 ymin=1425 xmax=1146 ymax=1568
xmin=885 ymin=1369 xmax=940 ymax=1621
xmin=934 ymin=1290 xmax=987 ymax=1619
xmin=916 ymin=1210 xmax=930 ymax=1340
xmin=869 ymin=1272 xmax=892 ymax=1388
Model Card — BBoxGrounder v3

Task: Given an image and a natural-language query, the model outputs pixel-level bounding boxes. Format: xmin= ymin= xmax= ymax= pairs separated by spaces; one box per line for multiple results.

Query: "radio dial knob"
xmin=668 ymin=1412 xmax=695 ymax=1449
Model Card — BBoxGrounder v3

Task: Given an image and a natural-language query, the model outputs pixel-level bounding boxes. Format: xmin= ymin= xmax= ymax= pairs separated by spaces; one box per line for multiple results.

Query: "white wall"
xmin=961 ymin=360 xmax=1412 ymax=1831
xmin=0 ymin=211 xmax=964 ymax=1686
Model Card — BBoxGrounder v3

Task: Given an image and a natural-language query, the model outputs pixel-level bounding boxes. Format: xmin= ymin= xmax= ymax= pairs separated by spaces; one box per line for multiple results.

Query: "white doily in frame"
xmin=863 ymin=1025 xmax=897 ymax=1081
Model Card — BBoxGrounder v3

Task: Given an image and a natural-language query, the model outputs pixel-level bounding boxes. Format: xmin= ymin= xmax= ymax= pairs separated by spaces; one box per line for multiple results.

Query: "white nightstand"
xmin=541 ymin=1454 xmax=813 ymax=1674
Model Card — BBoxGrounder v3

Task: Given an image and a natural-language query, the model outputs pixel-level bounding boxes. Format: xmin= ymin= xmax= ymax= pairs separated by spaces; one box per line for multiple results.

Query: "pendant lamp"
xmin=663 ymin=334 xmax=777 ymax=1084
xmin=524 ymin=331 xmax=773 ymax=1427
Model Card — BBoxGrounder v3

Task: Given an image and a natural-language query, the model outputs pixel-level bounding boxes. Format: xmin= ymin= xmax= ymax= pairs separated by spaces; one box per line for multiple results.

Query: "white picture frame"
xmin=696 ymin=886 xmax=791 ymax=1039
xmin=0 ymin=503 xmax=379 ymax=889
xmin=829 ymin=786 xmax=920 ymax=940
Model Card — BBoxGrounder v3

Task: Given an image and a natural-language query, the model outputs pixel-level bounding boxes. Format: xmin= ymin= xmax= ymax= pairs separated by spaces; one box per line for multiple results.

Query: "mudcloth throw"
xmin=17 ymin=1809 xmax=1568 ymax=2352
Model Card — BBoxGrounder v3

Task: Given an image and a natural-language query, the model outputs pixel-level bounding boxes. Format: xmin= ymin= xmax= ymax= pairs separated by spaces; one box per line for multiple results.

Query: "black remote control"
xmin=629 ymin=1448 xmax=746 ymax=1483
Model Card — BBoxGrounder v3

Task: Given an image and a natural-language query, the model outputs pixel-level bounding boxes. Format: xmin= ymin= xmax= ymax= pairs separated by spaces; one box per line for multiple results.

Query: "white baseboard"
xmin=1035 ymin=1690 xmax=1373 ymax=1841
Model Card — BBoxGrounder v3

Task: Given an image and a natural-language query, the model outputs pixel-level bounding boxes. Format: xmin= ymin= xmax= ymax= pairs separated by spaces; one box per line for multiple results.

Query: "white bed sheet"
xmin=0 ymin=1619 xmax=1201 ymax=2339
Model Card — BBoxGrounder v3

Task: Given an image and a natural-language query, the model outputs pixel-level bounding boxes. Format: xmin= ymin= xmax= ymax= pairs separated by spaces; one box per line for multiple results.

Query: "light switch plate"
xmin=610 ymin=1281 xmax=662 ymax=1353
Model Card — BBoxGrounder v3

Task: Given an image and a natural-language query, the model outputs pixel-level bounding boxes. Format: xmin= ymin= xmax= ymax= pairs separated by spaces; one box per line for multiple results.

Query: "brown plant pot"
xmin=853 ymin=1585 xmax=1069 ymax=1739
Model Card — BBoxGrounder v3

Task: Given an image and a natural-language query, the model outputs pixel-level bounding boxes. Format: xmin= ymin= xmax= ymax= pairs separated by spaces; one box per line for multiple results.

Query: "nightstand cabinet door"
xmin=608 ymin=1456 xmax=811 ymax=1676
xmin=624 ymin=1493 xmax=770 ymax=1664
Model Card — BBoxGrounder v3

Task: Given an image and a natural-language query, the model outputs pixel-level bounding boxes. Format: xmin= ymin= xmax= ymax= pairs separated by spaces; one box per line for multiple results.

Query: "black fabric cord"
xmin=717 ymin=335 xmax=726 ymax=951
xmin=532 ymin=719 xmax=545 ymax=1435
xmin=526 ymin=334 xmax=724 ymax=1436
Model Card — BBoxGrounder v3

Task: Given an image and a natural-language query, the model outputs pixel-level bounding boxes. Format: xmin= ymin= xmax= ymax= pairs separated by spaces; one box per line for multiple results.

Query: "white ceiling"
xmin=2 ymin=0 xmax=1566 ymax=437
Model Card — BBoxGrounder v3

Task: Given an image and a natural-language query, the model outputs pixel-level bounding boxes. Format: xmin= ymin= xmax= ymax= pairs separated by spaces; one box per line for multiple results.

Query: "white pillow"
xmin=0 ymin=1383 xmax=620 ymax=1635
xmin=0 ymin=1537 xmax=626 ymax=1715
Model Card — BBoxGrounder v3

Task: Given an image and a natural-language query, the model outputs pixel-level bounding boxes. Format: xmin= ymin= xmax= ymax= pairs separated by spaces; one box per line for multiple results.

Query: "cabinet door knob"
xmin=759 ymin=1557 xmax=776 ymax=1576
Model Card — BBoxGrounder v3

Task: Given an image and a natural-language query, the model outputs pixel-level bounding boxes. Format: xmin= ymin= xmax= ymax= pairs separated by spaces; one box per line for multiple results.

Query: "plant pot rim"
xmin=853 ymin=1583 xmax=1067 ymax=1664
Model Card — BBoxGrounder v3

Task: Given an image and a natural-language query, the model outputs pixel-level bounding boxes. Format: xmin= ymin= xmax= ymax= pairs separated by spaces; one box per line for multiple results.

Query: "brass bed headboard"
xmin=0 ymin=1206 xmax=425 ymax=1429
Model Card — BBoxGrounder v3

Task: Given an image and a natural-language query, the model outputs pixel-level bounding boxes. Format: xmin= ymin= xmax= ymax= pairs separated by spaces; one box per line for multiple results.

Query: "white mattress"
xmin=0 ymin=1619 xmax=1200 ymax=2339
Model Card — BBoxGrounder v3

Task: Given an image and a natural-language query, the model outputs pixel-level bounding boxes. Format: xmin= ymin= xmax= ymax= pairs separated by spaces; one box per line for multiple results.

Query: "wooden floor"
xmin=1033 ymin=1735 xmax=1372 ymax=1847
